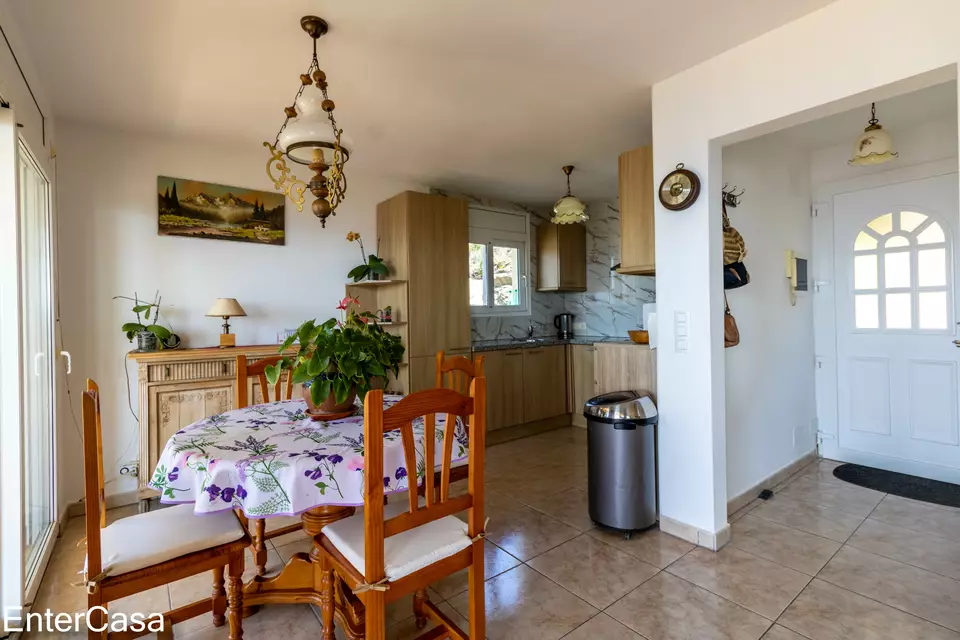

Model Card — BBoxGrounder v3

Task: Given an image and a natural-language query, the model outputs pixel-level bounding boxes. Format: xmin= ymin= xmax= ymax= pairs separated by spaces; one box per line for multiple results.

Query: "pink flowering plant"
xmin=265 ymin=296 xmax=405 ymax=406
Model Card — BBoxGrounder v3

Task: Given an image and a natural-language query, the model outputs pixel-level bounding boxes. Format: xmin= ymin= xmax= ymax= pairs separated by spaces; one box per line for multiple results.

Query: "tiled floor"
xmin=30 ymin=427 xmax=960 ymax=639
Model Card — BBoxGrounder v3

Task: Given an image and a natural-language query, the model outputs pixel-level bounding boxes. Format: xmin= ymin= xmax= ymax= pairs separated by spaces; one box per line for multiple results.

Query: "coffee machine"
xmin=554 ymin=313 xmax=574 ymax=339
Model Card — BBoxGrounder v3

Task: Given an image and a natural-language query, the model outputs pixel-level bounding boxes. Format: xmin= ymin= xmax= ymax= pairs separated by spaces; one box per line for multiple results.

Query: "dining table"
xmin=149 ymin=394 xmax=469 ymax=639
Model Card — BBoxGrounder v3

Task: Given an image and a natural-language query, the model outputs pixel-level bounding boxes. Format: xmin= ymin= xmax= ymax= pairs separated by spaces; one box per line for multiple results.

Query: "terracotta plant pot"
xmin=303 ymin=382 xmax=358 ymax=417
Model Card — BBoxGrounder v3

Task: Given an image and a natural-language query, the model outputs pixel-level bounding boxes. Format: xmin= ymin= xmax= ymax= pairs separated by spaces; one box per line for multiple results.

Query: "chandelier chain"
xmin=272 ymin=54 xmax=319 ymax=147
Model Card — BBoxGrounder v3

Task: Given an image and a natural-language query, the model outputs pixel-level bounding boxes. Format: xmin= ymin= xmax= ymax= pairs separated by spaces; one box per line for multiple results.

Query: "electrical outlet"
xmin=573 ymin=321 xmax=586 ymax=332
xmin=119 ymin=461 xmax=140 ymax=477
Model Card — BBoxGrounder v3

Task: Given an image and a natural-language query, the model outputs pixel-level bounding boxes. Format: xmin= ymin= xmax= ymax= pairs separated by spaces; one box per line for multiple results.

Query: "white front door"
xmin=833 ymin=173 xmax=960 ymax=483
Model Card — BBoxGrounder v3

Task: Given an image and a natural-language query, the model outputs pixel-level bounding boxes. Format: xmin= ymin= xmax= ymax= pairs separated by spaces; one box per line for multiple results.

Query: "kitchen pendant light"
xmin=263 ymin=16 xmax=352 ymax=227
xmin=848 ymin=102 xmax=898 ymax=166
xmin=552 ymin=165 xmax=588 ymax=224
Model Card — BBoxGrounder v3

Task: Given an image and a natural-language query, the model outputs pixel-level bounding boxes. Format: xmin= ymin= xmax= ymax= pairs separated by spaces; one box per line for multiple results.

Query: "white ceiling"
xmin=772 ymin=80 xmax=958 ymax=150
xmin=9 ymin=0 xmax=840 ymax=203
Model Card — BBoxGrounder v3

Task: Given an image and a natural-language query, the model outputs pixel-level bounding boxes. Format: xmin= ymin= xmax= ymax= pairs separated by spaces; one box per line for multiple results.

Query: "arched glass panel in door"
xmin=853 ymin=210 xmax=950 ymax=331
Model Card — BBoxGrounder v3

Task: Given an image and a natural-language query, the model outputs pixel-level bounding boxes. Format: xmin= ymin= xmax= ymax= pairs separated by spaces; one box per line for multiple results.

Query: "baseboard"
xmin=487 ymin=414 xmax=573 ymax=446
xmin=660 ymin=515 xmax=731 ymax=551
xmin=63 ymin=489 xmax=141 ymax=520
xmin=726 ymin=450 xmax=817 ymax=516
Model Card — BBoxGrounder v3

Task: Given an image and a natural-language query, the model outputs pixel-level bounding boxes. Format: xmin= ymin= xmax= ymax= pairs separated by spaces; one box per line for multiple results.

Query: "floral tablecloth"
xmin=149 ymin=395 xmax=468 ymax=518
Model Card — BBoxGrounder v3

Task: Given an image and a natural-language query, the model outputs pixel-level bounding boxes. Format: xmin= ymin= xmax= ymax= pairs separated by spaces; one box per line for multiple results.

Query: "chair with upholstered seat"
xmin=315 ymin=383 xmax=487 ymax=640
xmin=432 ymin=351 xmax=483 ymax=492
xmin=81 ymin=381 xmax=248 ymax=639
xmin=235 ymin=354 xmax=301 ymax=576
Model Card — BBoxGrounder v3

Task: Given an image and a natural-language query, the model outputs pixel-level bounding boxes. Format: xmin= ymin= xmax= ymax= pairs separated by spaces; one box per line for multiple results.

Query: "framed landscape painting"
xmin=157 ymin=176 xmax=285 ymax=245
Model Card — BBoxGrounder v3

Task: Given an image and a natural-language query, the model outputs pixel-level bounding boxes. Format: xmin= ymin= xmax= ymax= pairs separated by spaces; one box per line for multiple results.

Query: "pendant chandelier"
xmin=848 ymin=102 xmax=898 ymax=166
xmin=552 ymin=165 xmax=588 ymax=224
xmin=264 ymin=16 xmax=352 ymax=227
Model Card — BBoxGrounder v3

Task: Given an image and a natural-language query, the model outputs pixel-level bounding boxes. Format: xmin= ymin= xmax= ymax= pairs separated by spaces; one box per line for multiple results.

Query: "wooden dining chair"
xmin=433 ymin=351 xmax=484 ymax=489
xmin=81 ymin=381 xmax=249 ymax=639
xmin=315 ymin=383 xmax=487 ymax=640
xmin=234 ymin=354 xmax=301 ymax=576
xmin=435 ymin=350 xmax=484 ymax=395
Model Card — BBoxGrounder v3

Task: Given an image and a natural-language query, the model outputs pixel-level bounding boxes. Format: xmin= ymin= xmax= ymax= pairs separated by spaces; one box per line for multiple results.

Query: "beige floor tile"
xmin=818 ymin=545 xmax=960 ymax=632
xmin=778 ymin=476 xmax=884 ymax=517
xmin=870 ymin=495 xmax=960 ymax=543
xmin=562 ymin=613 xmax=643 ymax=640
xmin=486 ymin=468 xmax=577 ymax=504
xmin=448 ymin=565 xmax=597 ymax=640
xmin=748 ymin=494 xmax=865 ymax=543
xmin=779 ymin=579 xmax=960 ymax=640
xmin=430 ymin=540 xmax=521 ymax=600
xmin=761 ymin=625 xmax=807 ymax=640
xmin=106 ymin=504 xmax=141 ymax=525
xmin=729 ymin=515 xmax=841 ymax=576
xmin=528 ymin=535 xmax=659 ymax=609
xmin=386 ymin=601 xmax=469 ymax=640
xmin=265 ymin=514 xmax=302 ymax=533
xmin=109 ymin=585 xmax=170 ymax=617
xmin=848 ymin=517 xmax=960 ymax=580
xmin=383 ymin=588 xmax=445 ymax=629
xmin=526 ymin=487 xmax=594 ymax=531
xmin=268 ymin=525 xmax=309 ymax=548
xmin=667 ymin=547 xmax=811 ymax=619
xmin=729 ymin=499 xmax=762 ymax=523
xmin=181 ymin=603 xmax=323 ymax=639
xmin=586 ymin=526 xmax=695 ymax=569
xmin=275 ymin=536 xmax=315 ymax=563
xmin=484 ymin=504 xmax=580 ymax=561
xmin=606 ymin=572 xmax=771 ymax=640
xmin=792 ymin=459 xmax=846 ymax=485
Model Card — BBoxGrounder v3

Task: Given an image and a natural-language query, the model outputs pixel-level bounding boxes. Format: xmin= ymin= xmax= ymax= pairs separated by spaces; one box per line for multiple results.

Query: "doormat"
xmin=833 ymin=463 xmax=960 ymax=509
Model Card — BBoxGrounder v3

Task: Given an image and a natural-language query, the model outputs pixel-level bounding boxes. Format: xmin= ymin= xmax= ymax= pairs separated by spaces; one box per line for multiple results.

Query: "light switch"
xmin=674 ymin=311 xmax=689 ymax=352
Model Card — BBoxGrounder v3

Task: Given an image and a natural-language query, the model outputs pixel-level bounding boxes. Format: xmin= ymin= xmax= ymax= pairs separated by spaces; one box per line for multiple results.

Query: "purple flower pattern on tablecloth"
xmin=148 ymin=395 xmax=468 ymax=517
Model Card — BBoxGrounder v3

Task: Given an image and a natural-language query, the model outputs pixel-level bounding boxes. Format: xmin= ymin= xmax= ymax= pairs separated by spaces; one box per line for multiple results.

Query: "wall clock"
xmin=658 ymin=163 xmax=701 ymax=211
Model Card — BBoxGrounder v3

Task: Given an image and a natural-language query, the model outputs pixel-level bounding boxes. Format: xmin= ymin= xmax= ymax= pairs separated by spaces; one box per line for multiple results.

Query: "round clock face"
xmin=658 ymin=165 xmax=701 ymax=211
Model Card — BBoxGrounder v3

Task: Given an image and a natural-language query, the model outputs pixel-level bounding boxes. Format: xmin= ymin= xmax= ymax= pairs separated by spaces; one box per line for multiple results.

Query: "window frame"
xmin=468 ymin=207 xmax=531 ymax=318
xmin=851 ymin=209 xmax=952 ymax=334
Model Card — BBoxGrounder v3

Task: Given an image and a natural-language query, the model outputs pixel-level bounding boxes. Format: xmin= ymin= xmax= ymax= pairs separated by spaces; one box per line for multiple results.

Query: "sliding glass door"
xmin=18 ymin=138 xmax=56 ymax=591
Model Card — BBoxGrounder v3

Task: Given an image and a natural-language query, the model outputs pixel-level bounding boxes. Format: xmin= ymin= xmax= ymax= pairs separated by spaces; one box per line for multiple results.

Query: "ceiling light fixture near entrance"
xmin=552 ymin=165 xmax=589 ymax=224
xmin=848 ymin=102 xmax=898 ymax=166
xmin=264 ymin=16 xmax=352 ymax=228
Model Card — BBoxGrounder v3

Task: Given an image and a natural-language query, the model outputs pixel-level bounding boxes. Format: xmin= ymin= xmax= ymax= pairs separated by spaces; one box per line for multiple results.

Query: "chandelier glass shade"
xmin=849 ymin=102 xmax=898 ymax=166
xmin=552 ymin=165 xmax=588 ymax=224
xmin=264 ymin=16 xmax=350 ymax=228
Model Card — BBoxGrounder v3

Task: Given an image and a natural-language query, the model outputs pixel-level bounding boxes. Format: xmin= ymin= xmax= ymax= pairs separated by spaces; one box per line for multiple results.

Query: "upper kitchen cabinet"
xmin=537 ymin=222 xmax=586 ymax=292
xmin=618 ymin=145 xmax=655 ymax=275
xmin=374 ymin=191 xmax=471 ymax=392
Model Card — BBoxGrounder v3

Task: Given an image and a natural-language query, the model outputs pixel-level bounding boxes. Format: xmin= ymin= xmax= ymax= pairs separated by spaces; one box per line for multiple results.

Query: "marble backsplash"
xmin=430 ymin=190 xmax=655 ymax=341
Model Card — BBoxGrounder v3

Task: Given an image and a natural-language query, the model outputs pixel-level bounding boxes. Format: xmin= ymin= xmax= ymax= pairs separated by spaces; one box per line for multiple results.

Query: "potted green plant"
xmin=115 ymin=291 xmax=174 ymax=352
xmin=346 ymin=231 xmax=389 ymax=282
xmin=265 ymin=296 xmax=405 ymax=416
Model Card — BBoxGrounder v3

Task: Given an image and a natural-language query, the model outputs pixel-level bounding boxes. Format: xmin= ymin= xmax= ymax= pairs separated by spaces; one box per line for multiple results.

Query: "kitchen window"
xmin=469 ymin=206 xmax=530 ymax=316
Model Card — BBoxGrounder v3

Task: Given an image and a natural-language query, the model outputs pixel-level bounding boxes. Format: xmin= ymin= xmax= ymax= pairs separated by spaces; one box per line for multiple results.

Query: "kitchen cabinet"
xmin=481 ymin=349 xmax=525 ymax=430
xmin=568 ymin=344 xmax=596 ymax=427
xmin=594 ymin=343 xmax=657 ymax=401
xmin=367 ymin=191 xmax=470 ymax=393
xmin=537 ymin=222 xmax=586 ymax=291
xmin=522 ymin=346 xmax=568 ymax=422
xmin=618 ymin=145 xmax=655 ymax=275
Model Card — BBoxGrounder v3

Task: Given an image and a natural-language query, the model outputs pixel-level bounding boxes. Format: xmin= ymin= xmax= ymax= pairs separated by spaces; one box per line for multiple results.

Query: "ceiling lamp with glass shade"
xmin=848 ymin=102 xmax=898 ymax=166
xmin=552 ymin=165 xmax=589 ymax=224
xmin=264 ymin=16 xmax=352 ymax=228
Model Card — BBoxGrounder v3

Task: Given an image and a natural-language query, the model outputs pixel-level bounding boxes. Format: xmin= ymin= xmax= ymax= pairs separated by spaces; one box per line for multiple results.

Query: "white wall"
xmin=55 ymin=122 xmax=424 ymax=505
xmin=722 ymin=135 xmax=815 ymax=500
xmin=652 ymin=0 xmax=960 ymax=538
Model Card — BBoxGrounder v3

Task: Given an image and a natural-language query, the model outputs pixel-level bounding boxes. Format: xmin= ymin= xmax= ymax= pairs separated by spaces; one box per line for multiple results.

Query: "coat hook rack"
xmin=722 ymin=183 xmax=745 ymax=208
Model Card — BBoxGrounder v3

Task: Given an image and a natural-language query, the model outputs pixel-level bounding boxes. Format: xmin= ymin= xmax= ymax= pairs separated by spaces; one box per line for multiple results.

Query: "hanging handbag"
xmin=724 ymin=294 xmax=740 ymax=348
xmin=722 ymin=200 xmax=750 ymax=290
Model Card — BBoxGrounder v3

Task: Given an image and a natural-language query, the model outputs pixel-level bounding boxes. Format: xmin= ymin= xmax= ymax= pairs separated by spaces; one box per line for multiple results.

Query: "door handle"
xmin=954 ymin=340 xmax=960 ymax=348
xmin=60 ymin=350 xmax=72 ymax=374
xmin=34 ymin=352 xmax=45 ymax=376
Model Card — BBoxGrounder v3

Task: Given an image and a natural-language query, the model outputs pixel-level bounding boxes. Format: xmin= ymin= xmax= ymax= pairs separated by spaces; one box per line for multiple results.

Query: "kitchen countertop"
xmin=471 ymin=335 xmax=636 ymax=352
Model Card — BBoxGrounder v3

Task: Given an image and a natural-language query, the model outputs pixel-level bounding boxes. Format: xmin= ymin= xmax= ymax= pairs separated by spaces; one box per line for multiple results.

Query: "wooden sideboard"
xmin=128 ymin=345 xmax=295 ymax=508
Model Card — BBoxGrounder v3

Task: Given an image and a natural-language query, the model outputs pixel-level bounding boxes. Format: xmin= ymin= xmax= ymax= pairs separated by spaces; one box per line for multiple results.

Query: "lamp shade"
xmin=206 ymin=298 xmax=246 ymax=318
xmin=848 ymin=124 xmax=898 ymax=166
xmin=278 ymin=87 xmax=354 ymax=166
xmin=552 ymin=195 xmax=589 ymax=224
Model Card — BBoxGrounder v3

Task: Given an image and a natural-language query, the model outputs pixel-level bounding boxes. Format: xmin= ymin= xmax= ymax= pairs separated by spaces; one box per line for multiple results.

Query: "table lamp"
xmin=206 ymin=298 xmax=246 ymax=348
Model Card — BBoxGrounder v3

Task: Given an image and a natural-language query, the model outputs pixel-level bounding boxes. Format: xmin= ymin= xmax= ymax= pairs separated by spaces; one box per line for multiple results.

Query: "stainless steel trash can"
xmin=585 ymin=390 xmax=659 ymax=533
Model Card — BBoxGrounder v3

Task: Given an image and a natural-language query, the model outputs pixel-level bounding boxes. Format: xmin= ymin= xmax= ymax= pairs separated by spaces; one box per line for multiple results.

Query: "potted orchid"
xmin=265 ymin=296 xmax=404 ymax=417
xmin=346 ymin=231 xmax=389 ymax=282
